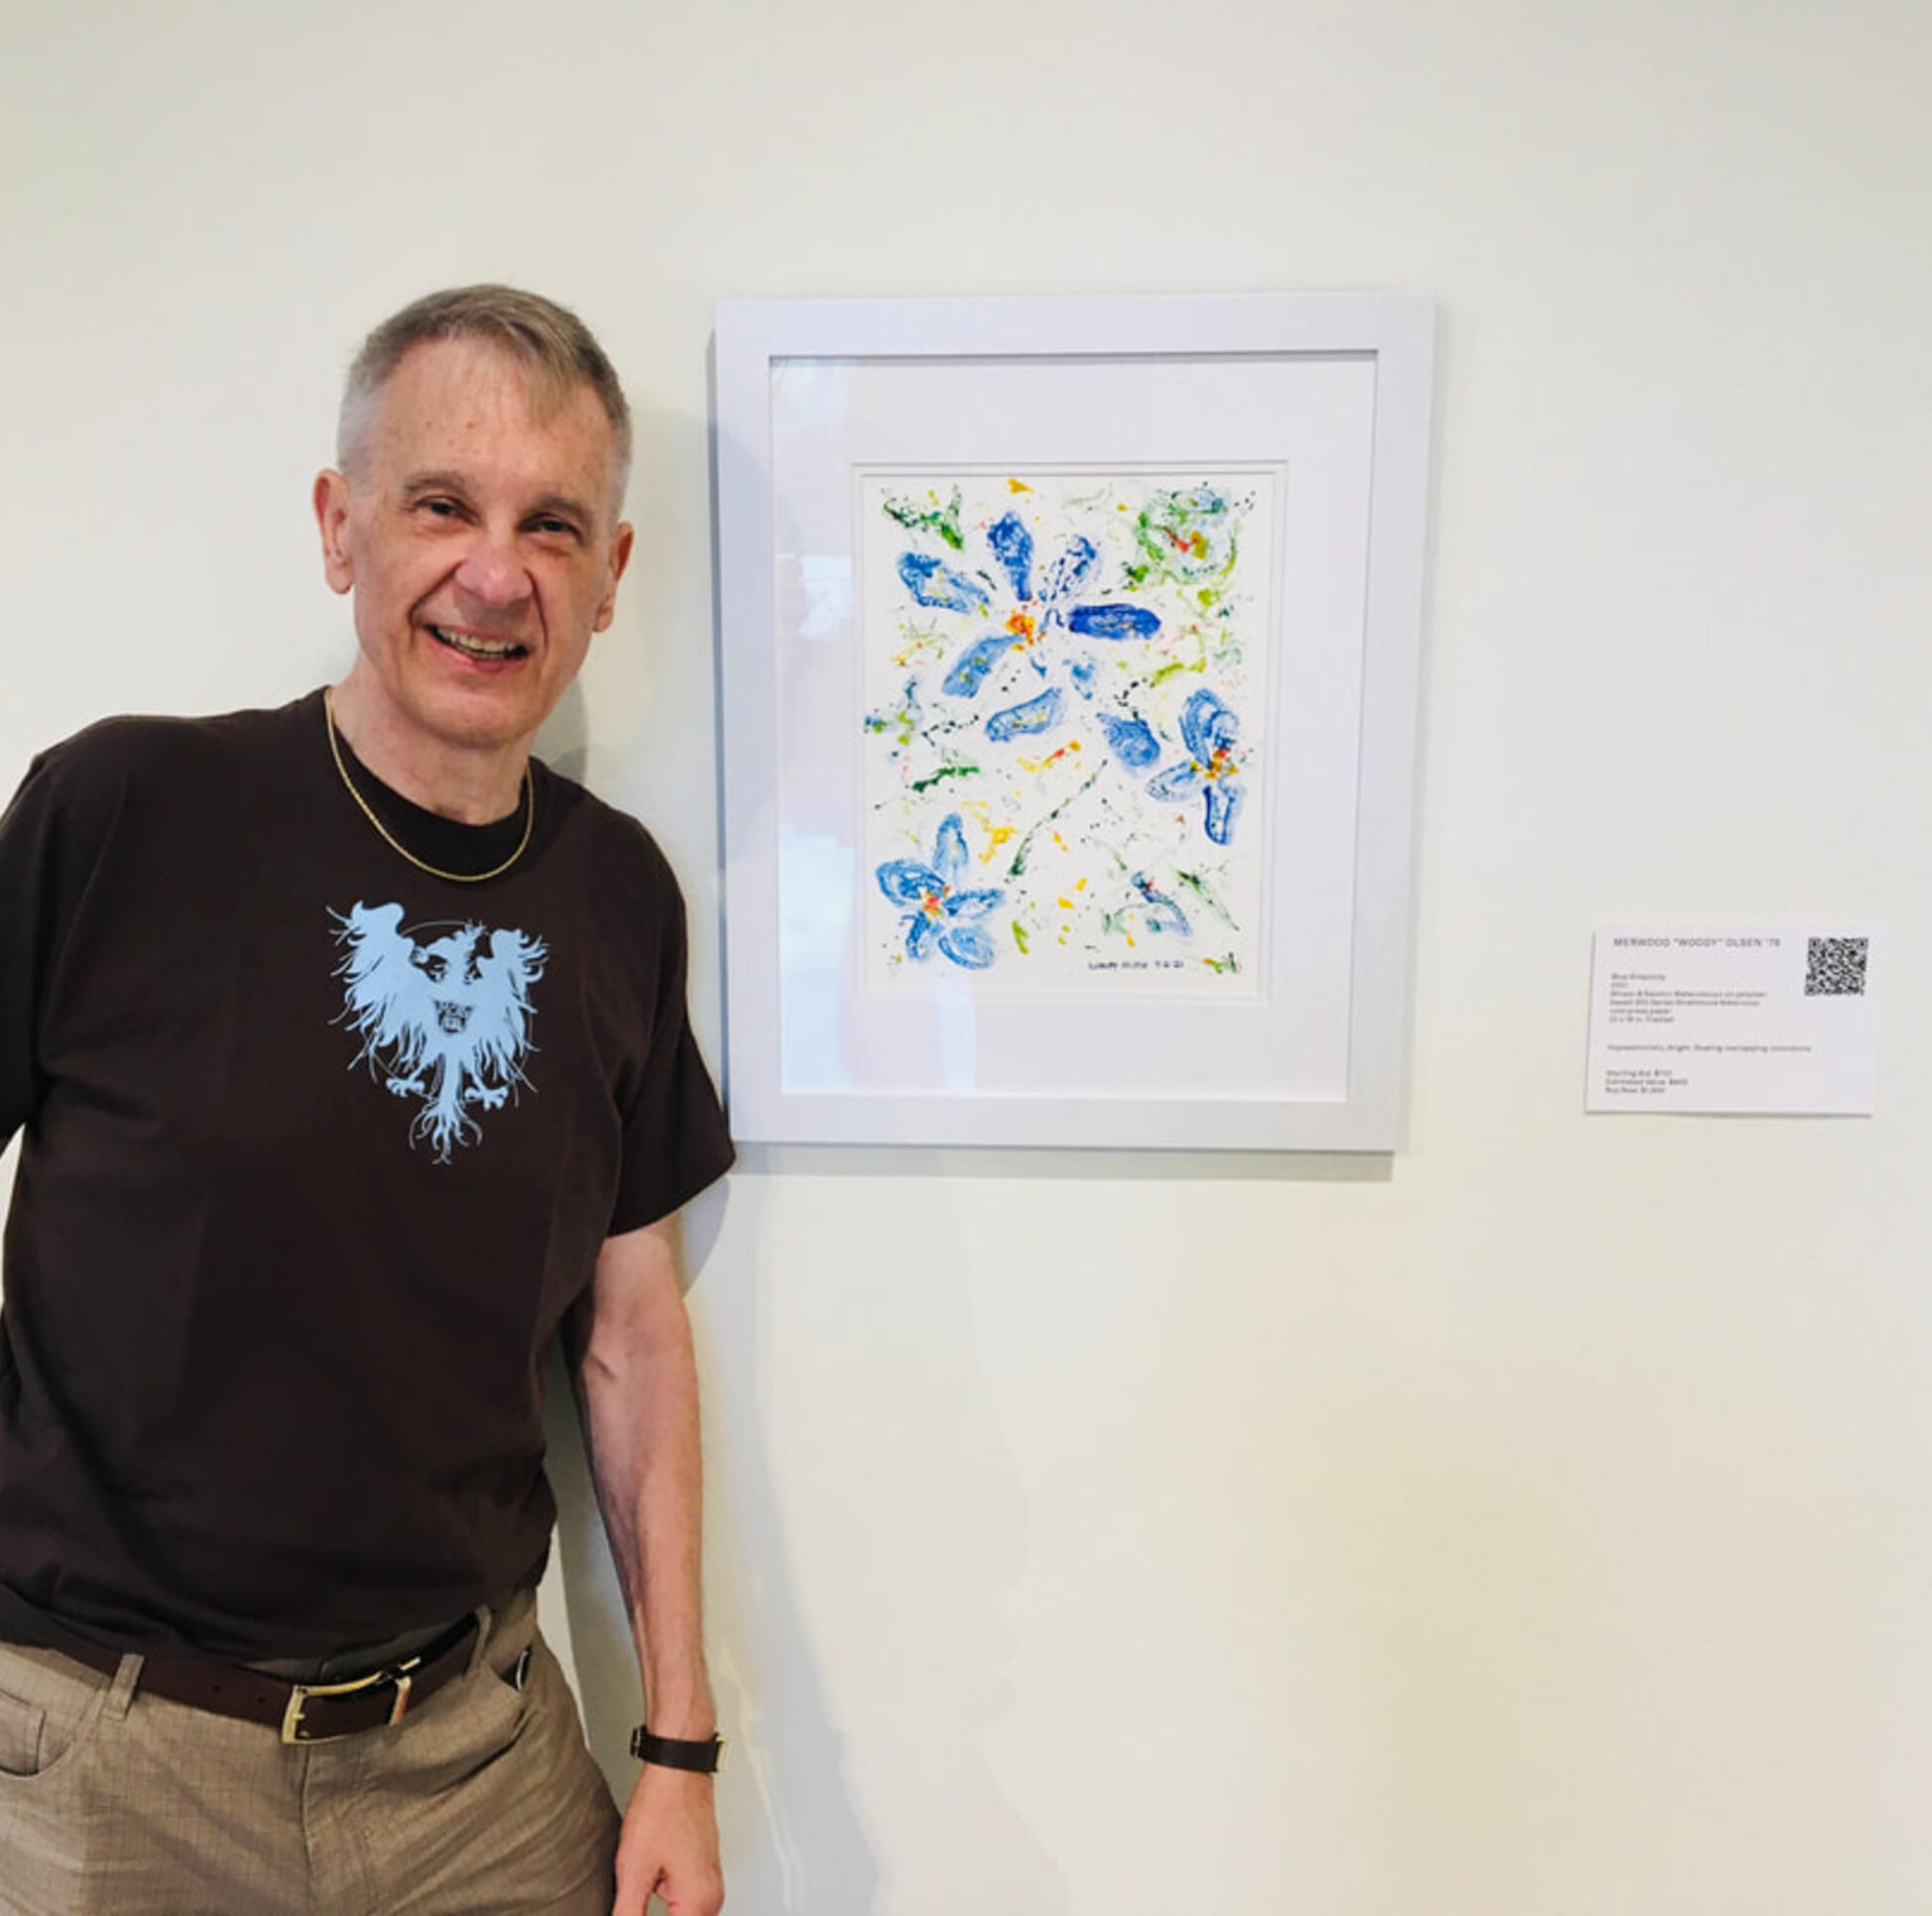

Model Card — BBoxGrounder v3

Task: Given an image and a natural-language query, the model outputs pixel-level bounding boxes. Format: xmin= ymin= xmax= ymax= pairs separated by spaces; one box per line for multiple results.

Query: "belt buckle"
xmin=280 ymin=1661 xmax=416 ymax=1745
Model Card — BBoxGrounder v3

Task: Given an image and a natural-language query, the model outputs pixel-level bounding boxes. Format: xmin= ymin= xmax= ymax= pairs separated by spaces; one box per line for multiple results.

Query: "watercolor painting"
xmin=861 ymin=470 xmax=1274 ymax=994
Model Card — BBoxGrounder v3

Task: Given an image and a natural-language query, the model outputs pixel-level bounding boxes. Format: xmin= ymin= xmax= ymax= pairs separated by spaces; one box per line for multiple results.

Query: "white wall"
xmin=5 ymin=4 xmax=1930 ymax=1911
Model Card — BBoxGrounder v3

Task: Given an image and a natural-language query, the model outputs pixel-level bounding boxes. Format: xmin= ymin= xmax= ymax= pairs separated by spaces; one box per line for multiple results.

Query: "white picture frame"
xmin=712 ymin=294 xmax=1433 ymax=1149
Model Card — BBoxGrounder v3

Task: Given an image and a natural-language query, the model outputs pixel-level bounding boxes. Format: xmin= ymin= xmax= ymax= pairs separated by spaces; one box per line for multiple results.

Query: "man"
xmin=0 ymin=287 xmax=733 ymax=1914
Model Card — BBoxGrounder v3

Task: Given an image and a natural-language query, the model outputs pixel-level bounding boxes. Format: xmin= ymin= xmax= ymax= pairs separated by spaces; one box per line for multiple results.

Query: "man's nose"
xmin=452 ymin=529 xmax=532 ymax=609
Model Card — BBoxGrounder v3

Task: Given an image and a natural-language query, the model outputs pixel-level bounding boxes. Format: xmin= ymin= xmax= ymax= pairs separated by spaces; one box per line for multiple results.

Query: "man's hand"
xmin=614 ymin=1763 xmax=724 ymax=1915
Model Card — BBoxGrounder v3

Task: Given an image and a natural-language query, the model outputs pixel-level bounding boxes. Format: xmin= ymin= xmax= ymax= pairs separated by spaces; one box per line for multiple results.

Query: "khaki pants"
xmin=0 ymin=1591 xmax=620 ymax=1914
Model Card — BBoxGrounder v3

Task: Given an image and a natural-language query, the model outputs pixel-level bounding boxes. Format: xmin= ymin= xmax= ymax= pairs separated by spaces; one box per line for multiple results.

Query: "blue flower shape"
xmin=1146 ymin=687 xmax=1246 ymax=845
xmin=876 ymin=813 xmax=1005 ymax=968
xmin=899 ymin=552 xmax=987 ymax=614
xmin=899 ymin=509 xmax=1161 ymax=741
xmin=1097 ymin=711 xmax=1161 ymax=769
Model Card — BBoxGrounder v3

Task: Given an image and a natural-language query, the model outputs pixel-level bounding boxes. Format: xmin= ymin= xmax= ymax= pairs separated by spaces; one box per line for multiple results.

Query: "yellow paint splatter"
xmin=891 ymin=635 xmax=944 ymax=668
xmin=960 ymin=801 xmax=1016 ymax=862
xmin=1007 ymin=477 xmax=1032 ymax=492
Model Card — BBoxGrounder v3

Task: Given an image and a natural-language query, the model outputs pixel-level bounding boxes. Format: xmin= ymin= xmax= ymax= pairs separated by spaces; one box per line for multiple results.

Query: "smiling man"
xmin=317 ymin=311 xmax=636 ymax=808
xmin=0 ymin=289 xmax=733 ymax=1915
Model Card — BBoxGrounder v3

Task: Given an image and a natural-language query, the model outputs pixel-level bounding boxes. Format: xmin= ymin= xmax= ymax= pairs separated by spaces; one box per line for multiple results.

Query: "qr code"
xmin=1804 ymin=936 xmax=1870 ymax=997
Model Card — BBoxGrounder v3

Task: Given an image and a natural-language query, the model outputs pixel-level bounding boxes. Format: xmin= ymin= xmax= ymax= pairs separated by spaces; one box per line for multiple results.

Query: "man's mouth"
xmin=430 ymin=626 xmax=529 ymax=662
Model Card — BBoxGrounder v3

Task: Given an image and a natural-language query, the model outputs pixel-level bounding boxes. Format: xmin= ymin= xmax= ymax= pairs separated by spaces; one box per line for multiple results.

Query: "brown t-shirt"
xmin=0 ymin=691 xmax=733 ymax=1660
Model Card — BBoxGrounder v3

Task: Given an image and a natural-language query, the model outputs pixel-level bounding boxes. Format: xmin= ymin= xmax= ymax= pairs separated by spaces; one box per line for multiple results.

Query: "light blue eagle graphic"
xmin=330 ymin=902 xmax=546 ymax=1161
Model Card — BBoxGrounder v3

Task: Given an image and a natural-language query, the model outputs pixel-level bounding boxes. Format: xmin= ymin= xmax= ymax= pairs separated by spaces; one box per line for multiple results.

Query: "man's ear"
xmin=592 ymin=520 xmax=636 ymax=634
xmin=313 ymin=469 xmax=356 ymax=596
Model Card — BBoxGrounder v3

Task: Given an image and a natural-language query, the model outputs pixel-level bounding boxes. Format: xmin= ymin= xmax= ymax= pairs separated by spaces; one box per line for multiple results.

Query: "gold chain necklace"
xmin=323 ymin=691 xmax=534 ymax=886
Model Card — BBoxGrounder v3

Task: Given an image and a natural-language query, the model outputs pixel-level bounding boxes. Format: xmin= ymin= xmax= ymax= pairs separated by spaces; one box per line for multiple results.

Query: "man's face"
xmin=313 ymin=337 xmax=633 ymax=763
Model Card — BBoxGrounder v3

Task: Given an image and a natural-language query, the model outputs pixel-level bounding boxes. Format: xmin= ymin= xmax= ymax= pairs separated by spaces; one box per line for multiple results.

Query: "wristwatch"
xmin=629 ymin=1726 xmax=726 ymax=1773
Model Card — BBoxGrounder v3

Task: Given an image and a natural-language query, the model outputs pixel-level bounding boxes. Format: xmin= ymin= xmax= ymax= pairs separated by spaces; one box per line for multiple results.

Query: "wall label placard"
xmin=1586 ymin=924 xmax=1882 ymax=1115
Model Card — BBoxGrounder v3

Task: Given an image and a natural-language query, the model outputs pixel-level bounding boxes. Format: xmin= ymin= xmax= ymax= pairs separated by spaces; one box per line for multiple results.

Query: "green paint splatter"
xmin=909 ymin=763 xmax=981 ymax=794
xmin=1012 ymin=921 xmax=1029 ymax=954
xmin=884 ymin=487 xmax=964 ymax=550
xmin=864 ymin=687 xmax=921 ymax=753
xmin=1131 ymin=486 xmax=1242 ymax=588
xmin=1008 ymin=769 xmax=1104 ymax=878
xmin=1203 ymin=952 xmax=1241 ymax=975
xmin=1147 ymin=654 xmax=1207 ymax=688
xmin=1175 ymin=870 xmax=1236 ymax=926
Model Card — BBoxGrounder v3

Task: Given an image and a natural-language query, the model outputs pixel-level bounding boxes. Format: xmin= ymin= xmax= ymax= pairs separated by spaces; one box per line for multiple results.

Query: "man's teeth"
xmin=433 ymin=628 xmax=524 ymax=659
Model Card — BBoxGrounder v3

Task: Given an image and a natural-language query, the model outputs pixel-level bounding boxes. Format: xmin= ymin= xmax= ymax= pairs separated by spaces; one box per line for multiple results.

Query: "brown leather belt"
xmin=57 ymin=1614 xmax=480 ymax=1744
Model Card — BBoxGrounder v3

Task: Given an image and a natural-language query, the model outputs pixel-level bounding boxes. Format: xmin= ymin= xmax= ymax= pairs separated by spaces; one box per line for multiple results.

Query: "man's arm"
xmin=564 ymin=1215 xmax=724 ymax=1916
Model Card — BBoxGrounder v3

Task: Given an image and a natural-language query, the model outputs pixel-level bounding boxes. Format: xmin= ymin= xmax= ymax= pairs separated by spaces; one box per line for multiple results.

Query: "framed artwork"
xmin=712 ymin=294 xmax=1434 ymax=1148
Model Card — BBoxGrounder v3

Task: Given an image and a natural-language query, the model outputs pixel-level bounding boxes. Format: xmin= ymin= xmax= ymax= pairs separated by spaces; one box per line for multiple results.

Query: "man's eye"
xmin=532 ymin=516 xmax=578 ymax=539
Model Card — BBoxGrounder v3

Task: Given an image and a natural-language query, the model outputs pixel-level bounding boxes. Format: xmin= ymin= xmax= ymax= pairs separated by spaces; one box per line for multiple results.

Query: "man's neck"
xmin=326 ymin=676 xmax=529 ymax=826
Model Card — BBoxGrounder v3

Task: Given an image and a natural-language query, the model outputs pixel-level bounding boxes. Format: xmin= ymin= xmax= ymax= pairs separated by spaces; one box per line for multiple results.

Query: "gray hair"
xmin=336 ymin=284 xmax=632 ymax=509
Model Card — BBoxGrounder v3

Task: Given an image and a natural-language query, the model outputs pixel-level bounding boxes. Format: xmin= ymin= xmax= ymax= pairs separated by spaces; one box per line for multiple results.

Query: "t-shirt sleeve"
xmin=0 ymin=749 xmax=85 ymax=1151
xmin=607 ymin=841 xmax=735 ymax=1235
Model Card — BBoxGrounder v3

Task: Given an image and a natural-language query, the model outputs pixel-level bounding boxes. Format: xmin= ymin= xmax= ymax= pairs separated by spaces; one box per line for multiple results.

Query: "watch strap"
xmin=629 ymin=1725 xmax=724 ymax=1773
